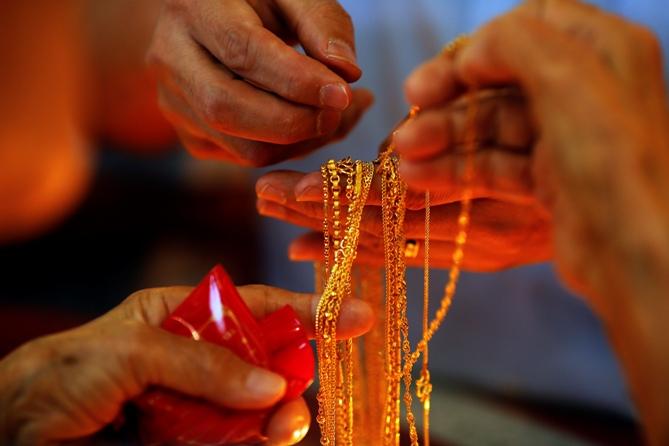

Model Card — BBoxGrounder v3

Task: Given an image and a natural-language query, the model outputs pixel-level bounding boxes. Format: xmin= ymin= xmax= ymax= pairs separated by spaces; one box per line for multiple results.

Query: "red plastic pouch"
xmin=135 ymin=265 xmax=314 ymax=445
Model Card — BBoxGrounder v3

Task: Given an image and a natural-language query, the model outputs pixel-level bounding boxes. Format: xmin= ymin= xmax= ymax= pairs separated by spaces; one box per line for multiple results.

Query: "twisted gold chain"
xmin=315 ymin=35 xmax=474 ymax=446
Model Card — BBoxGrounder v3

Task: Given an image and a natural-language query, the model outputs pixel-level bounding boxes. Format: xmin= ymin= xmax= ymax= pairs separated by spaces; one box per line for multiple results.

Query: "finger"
xmin=291 ymin=170 xmax=465 ymax=210
xmin=117 ymin=286 xmax=194 ymax=326
xmin=259 ymin=195 xmax=547 ymax=250
xmin=275 ymin=0 xmax=361 ymax=81
xmin=258 ymin=198 xmax=325 ymax=232
xmin=405 ymin=52 xmax=463 ymax=108
xmin=399 ymin=149 xmax=535 ymax=204
xmin=265 ymin=397 xmax=310 ymax=446
xmin=120 ymin=283 xmax=373 ymax=341
xmin=188 ymin=0 xmax=354 ymax=109
xmin=127 ymin=324 xmax=287 ymax=409
xmin=285 ymin=149 xmax=535 ymax=207
xmin=152 ymin=35 xmax=341 ymax=145
xmin=395 ymin=90 xmax=532 ymax=161
xmin=288 ymin=230 xmax=551 ymax=272
xmin=261 ymin=168 xmax=497 ymax=211
xmin=237 ymin=284 xmax=374 ymax=340
xmin=162 ymin=86 xmax=373 ymax=166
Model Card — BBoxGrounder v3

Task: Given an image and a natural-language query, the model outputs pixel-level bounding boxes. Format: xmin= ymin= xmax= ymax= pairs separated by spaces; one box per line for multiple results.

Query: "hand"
xmin=397 ymin=0 xmax=669 ymax=442
xmin=397 ymin=0 xmax=669 ymax=303
xmin=255 ymin=169 xmax=551 ymax=272
xmin=0 ymin=285 xmax=373 ymax=445
xmin=148 ymin=0 xmax=374 ymax=166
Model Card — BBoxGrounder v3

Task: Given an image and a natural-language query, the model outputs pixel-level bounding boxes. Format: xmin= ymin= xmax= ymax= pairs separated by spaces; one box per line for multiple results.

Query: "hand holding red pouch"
xmin=135 ymin=265 xmax=315 ymax=445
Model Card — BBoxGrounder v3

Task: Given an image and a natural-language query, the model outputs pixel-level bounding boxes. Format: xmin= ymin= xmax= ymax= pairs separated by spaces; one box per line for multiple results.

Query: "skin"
xmin=256 ymin=169 xmax=550 ymax=271
xmin=148 ymin=0 xmax=374 ymax=166
xmin=0 ymin=285 xmax=374 ymax=445
xmin=257 ymin=0 xmax=669 ymax=442
xmin=402 ymin=1 xmax=669 ymax=444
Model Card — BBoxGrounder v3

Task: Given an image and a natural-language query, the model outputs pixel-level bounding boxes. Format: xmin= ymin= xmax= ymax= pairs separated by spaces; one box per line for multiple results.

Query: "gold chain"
xmin=322 ymin=164 xmax=331 ymax=278
xmin=415 ymin=189 xmax=432 ymax=446
xmin=315 ymin=35 xmax=473 ymax=446
xmin=317 ymin=161 xmax=374 ymax=445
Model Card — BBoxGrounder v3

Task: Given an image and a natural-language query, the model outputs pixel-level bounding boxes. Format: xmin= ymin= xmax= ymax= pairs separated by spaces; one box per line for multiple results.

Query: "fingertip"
xmin=265 ymin=398 xmax=310 ymax=446
xmin=319 ymin=83 xmax=351 ymax=111
xmin=404 ymin=66 xmax=428 ymax=105
xmin=338 ymin=299 xmax=375 ymax=338
xmin=288 ymin=232 xmax=323 ymax=263
xmin=405 ymin=56 xmax=458 ymax=107
xmin=353 ymin=88 xmax=375 ymax=110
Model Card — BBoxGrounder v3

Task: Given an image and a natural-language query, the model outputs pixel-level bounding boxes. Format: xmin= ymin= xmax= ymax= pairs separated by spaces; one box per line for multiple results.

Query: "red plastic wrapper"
xmin=135 ymin=265 xmax=315 ymax=445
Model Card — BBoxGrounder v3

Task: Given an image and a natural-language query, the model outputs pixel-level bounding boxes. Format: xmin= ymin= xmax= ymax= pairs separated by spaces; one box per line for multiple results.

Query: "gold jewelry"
xmin=416 ymin=189 xmax=432 ymax=446
xmin=317 ymin=160 xmax=374 ymax=445
xmin=314 ymin=35 xmax=475 ymax=446
xmin=404 ymin=240 xmax=420 ymax=258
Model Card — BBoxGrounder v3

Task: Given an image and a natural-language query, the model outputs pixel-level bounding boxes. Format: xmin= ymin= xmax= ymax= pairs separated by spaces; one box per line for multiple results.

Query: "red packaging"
xmin=135 ymin=265 xmax=314 ymax=445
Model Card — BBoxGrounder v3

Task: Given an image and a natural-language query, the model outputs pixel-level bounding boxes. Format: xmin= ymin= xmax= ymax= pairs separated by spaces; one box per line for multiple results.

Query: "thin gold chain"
xmin=316 ymin=35 xmax=473 ymax=446
xmin=416 ymin=189 xmax=432 ymax=446
xmin=317 ymin=161 xmax=374 ymax=445
xmin=404 ymin=87 xmax=477 ymax=373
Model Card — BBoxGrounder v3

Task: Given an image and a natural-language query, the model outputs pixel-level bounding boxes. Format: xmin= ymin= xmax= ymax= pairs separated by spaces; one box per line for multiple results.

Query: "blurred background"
xmin=1 ymin=0 xmax=667 ymax=444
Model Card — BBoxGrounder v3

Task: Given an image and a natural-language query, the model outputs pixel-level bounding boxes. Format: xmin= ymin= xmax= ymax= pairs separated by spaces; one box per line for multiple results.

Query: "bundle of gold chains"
xmin=315 ymin=36 xmax=477 ymax=446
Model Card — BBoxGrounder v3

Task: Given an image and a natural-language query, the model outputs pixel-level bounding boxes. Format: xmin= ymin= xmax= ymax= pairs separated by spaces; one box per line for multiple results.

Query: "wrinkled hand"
xmin=148 ymin=0 xmax=373 ymax=166
xmin=255 ymin=168 xmax=551 ymax=272
xmin=0 ymin=285 xmax=373 ymax=445
xmin=396 ymin=0 xmax=669 ymax=300
xmin=396 ymin=1 xmax=669 ymax=443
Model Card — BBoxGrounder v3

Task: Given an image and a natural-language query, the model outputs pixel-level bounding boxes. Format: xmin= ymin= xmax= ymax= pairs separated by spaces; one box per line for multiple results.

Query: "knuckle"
xmin=635 ymin=25 xmax=662 ymax=62
xmin=218 ymin=24 xmax=256 ymax=73
xmin=199 ymin=87 xmax=231 ymax=130
xmin=120 ymin=321 xmax=152 ymax=359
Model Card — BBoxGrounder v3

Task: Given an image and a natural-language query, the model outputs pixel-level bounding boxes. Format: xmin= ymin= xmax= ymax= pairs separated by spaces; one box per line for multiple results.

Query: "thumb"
xmin=276 ymin=0 xmax=361 ymax=82
xmin=127 ymin=324 xmax=286 ymax=410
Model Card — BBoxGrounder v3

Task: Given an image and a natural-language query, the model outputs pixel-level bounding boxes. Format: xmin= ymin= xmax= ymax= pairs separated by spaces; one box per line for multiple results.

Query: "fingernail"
xmin=319 ymin=84 xmax=350 ymax=110
xmin=258 ymin=183 xmax=287 ymax=204
xmin=326 ymin=39 xmax=357 ymax=66
xmin=317 ymin=110 xmax=341 ymax=135
xmin=245 ymin=368 xmax=286 ymax=400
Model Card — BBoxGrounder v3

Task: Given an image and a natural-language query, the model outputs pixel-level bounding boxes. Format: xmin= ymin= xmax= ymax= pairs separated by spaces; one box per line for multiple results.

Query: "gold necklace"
xmin=315 ymin=36 xmax=475 ymax=446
